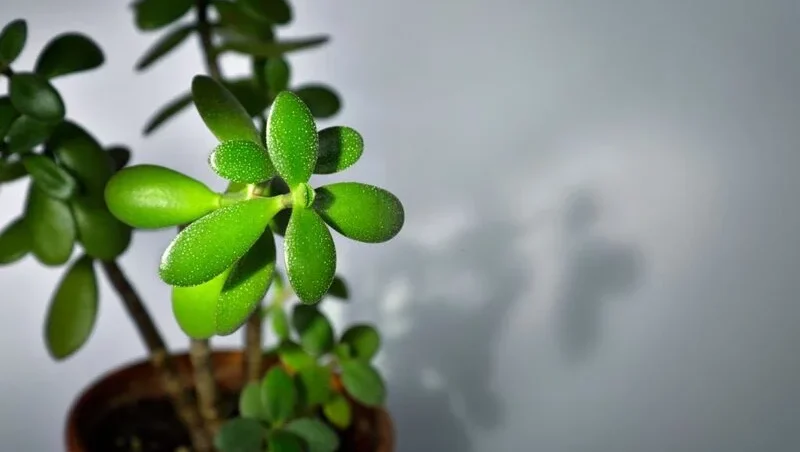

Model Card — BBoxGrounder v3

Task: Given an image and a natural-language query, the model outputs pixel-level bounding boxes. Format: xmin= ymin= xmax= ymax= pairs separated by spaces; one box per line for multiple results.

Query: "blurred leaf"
xmin=49 ymin=121 xmax=114 ymax=198
xmin=261 ymin=366 xmax=297 ymax=424
xmin=143 ymin=91 xmax=193 ymax=135
xmin=265 ymin=57 xmax=290 ymax=95
xmin=223 ymin=78 xmax=269 ymax=117
xmin=214 ymin=417 xmax=264 ymax=452
xmin=322 ymin=394 xmax=352 ymax=430
xmin=267 ymin=430 xmax=304 ymax=452
xmin=271 ymin=305 xmax=290 ymax=341
xmin=136 ymin=23 xmax=195 ymax=71
xmin=326 ymin=275 xmax=348 ymax=299
xmin=314 ymin=126 xmax=363 ymax=174
xmin=70 ymin=196 xmax=132 ymax=260
xmin=9 ymin=72 xmax=65 ymax=122
xmin=22 ymin=154 xmax=77 ymax=199
xmin=291 ymin=305 xmax=334 ymax=357
xmin=296 ymin=364 xmax=331 ymax=409
xmin=0 ymin=218 xmax=31 ymax=264
xmin=34 ymin=33 xmax=104 ymax=79
xmin=220 ymin=35 xmax=328 ymax=58
xmin=45 ymin=255 xmax=98 ymax=359
xmin=0 ymin=96 xmax=20 ymax=139
xmin=277 ymin=340 xmax=315 ymax=372
xmin=284 ymin=418 xmax=339 ymax=452
xmin=340 ymin=360 xmax=385 ymax=407
xmin=191 ymin=75 xmax=260 ymax=144
xmin=340 ymin=324 xmax=380 ymax=361
xmin=0 ymin=19 xmax=26 ymax=70
xmin=172 ymin=268 xmax=231 ymax=339
xmin=293 ymin=85 xmax=340 ymax=119
xmin=213 ymin=1 xmax=274 ymax=42
xmin=238 ymin=381 xmax=265 ymax=420
xmin=239 ymin=0 xmax=292 ymax=24
xmin=133 ymin=0 xmax=194 ymax=31
xmin=4 ymin=115 xmax=57 ymax=153
xmin=284 ymin=208 xmax=336 ymax=304
xmin=25 ymin=184 xmax=75 ymax=265
xmin=0 ymin=159 xmax=26 ymax=183
xmin=107 ymin=145 xmax=131 ymax=171
xmin=314 ymin=182 xmax=404 ymax=243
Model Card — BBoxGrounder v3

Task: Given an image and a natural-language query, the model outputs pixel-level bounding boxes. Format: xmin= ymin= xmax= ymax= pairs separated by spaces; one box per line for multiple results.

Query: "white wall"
xmin=1 ymin=1 xmax=799 ymax=451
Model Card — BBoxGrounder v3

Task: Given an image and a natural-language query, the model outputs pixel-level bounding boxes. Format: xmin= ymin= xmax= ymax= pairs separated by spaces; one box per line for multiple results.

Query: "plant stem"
xmin=101 ymin=261 xmax=212 ymax=452
xmin=195 ymin=0 xmax=222 ymax=80
xmin=190 ymin=339 xmax=221 ymax=433
xmin=244 ymin=313 xmax=263 ymax=383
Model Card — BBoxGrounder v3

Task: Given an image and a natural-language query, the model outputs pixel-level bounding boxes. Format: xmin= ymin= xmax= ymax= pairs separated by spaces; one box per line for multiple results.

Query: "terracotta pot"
xmin=65 ymin=350 xmax=394 ymax=451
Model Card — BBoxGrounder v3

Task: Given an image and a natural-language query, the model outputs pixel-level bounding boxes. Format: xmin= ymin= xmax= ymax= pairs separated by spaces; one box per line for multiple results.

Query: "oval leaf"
xmin=5 ymin=115 xmax=57 ymax=153
xmin=323 ymin=394 xmax=352 ymax=430
xmin=314 ymin=182 xmax=404 ymax=243
xmin=284 ymin=418 xmax=339 ymax=452
xmin=315 ymin=126 xmax=363 ymax=174
xmin=34 ymin=33 xmax=104 ymax=79
xmin=213 ymin=418 xmax=264 ymax=452
xmin=209 ymin=140 xmax=275 ymax=184
xmin=265 ymin=57 xmax=290 ymax=95
xmin=50 ymin=121 xmax=114 ymax=197
xmin=294 ymin=85 xmax=340 ymax=119
xmin=262 ymin=366 xmax=297 ymax=423
xmin=0 ymin=19 xmax=26 ymax=69
xmin=45 ymin=255 xmax=98 ymax=359
xmin=9 ymin=72 xmax=65 ymax=122
xmin=133 ymin=0 xmax=194 ymax=31
xmin=327 ymin=275 xmax=348 ymax=299
xmin=192 ymin=75 xmax=260 ymax=144
xmin=22 ymin=154 xmax=77 ymax=200
xmin=0 ymin=218 xmax=31 ymax=264
xmin=104 ymin=164 xmax=221 ymax=229
xmin=340 ymin=360 xmax=386 ymax=407
xmin=71 ymin=196 xmax=132 ymax=260
xmin=0 ymin=96 xmax=20 ymax=139
xmin=267 ymin=430 xmax=304 ymax=452
xmin=278 ymin=340 xmax=316 ymax=372
xmin=291 ymin=305 xmax=334 ymax=357
xmin=284 ymin=208 xmax=336 ymax=304
xmin=340 ymin=324 xmax=380 ymax=361
xmin=25 ymin=185 xmax=75 ymax=265
xmin=172 ymin=268 xmax=231 ymax=339
xmin=297 ymin=365 xmax=332 ymax=409
xmin=266 ymin=91 xmax=318 ymax=186
xmin=271 ymin=305 xmax=290 ymax=341
xmin=238 ymin=381 xmax=265 ymax=420
xmin=136 ymin=24 xmax=194 ymax=71
xmin=143 ymin=91 xmax=193 ymax=135
xmin=159 ymin=197 xmax=283 ymax=287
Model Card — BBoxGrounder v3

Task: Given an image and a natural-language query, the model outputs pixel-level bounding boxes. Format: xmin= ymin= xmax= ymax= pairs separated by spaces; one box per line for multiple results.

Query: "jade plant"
xmin=0 ymin=1 xmax=402 ymax=451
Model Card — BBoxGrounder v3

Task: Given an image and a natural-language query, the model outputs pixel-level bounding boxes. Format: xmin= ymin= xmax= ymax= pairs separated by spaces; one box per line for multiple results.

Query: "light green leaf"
xmin=291 ymin=305 xmax=334 ymax=357
xmin=284 ymin=418 xmax=339 ymax=452
xmin=284 ymin=208 xmax=336 ymax=304
xmin=22 ymin=154 xmax=76 ymax=200
xmin=9 ymin=72 xmax=65 ymax=122
xmin=192 ymin=75 xmax=260 ymax=144
xmin=314 ymin=182 xmax=404 ymax=243
xmin=45 ymin=255 xmax=98 ymax=359
xmin=209 ymin=140 xmax=274 ymax=184
xmin=136 ymin=24 xmax=195 ymax=71
xmin=322 ymin=394 xmax=352 ymax=430
xmin=34 ymin=33 xmax=104 ymax=79
xmin=262 ymin=366 xmax=297 ymax=423
xmin=172 ymin=267 xmax=231 ymax=339
xmin=293 ymin=85 xmax=340 ymax=119
xmin=266 ymin=91 xmax=318 ymax=186
xmin=314 ymin=126 xmax=363 ymax=174
xmin=25 ymin=184 xmax=75 ymax=266
xmin=133 ymin=0 xmax=194 ymax=31
xmin=340 ymin=360 xmax=386 ymax=407
xmin=214 ymin=417 xmax=264 ymax=452
xmin=0 ymin=218 xmax=31 ymax=264
xmin=0 ymin=19 xmax=26 ymax=70
xmin=238 ymin=381 xmax=265 ymax=420
xmin=143 ymin=91 xmax=193 ymax=135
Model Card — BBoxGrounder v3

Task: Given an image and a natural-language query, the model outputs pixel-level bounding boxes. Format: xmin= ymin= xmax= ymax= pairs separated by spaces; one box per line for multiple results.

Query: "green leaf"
xmin=70 ymin=196 xmax=132 ymax=260
xmin=340 ymin=360 xmax=386 ymax=407
xmin=0 ymin=159 xmax=27 ymax=182
xmin=322 ymin=394 xmax=352 ymax=429
xmin=294 ymin=85 xmax=340 ymax=119
xmin=159 ymin=197 xmax=283 ymax=287
xmin=136 ymin=24 xmax=195 ymax=71
xmin=284 ymin=208 xmax=336 ymax=304
xmin=172 ymin=267 xmax=231 ymax=339
xmin=49 ymin=121 xmax=114 ymax=198
xmin=262 ymin=366 xmax=297 ymax=423
xmin=0 ymin=218 xmax=31 ymax=264
xmin=284 ymin=418 xmax=339 ymax=452
xmin=0 ymin=96 xmax=20 ymax=139
xmin=266 ymin=177 xmax=291 ymax=236
xmin=9 ymin=72 xmax=65 ymax=122
xmin=315 ymin=127 xmax=363 ymax=174
xmin=221 ymin=35 xmax=329 ymax=58
xmin=22 ymin=154 xmax=77 ymax=200
xmin=216 ymin=229 xmax=276 ymax=335
xmin=209 ymin=140 xmax=275 ymax=184
xmin=291 ymin=305 xmax=334 ymax=357
xmin=265 ymin=57 xmax=290 ymax=95
xmin=296 ymin=364 xmax=332 ymax=409
xmin=238 ymin=381 xmax=265 ymax=420
xmin=34 ymin=33 xmax=104 ymax=79
xmin=267 ymin=430 xmax=305 ymax=452
xmin=25 ymin=184 xmax=75 ymax=265
xmin=212 ymin=1 xmax=274 ymax=42
xmin=104 ymin=164 xmax=221 ymax=229
xmin=277 ymin=340 xmax=316 ymax=372
xmin=223 ymin=78 xmax=269 ymax=118
xmin=214 ymin=417 xmax=265 ymax=452
xmin=0 ymin=19 xmax=26 ymax=70
xmin=107 ymin=146 xmax=131 ymax=171
xmin=314 ymin=182 xmax=404 ymax=243
xmin=266 ymin=91 xmax=318 ymax=187
xmin=340 ymin=324 xmax=380 ymax=361
xmin=4 ymin=115 xmax=57 ymax=153
xmin=333 ymin=343 xmax=352 ymax=361
xmin=239 ymin=0 xmax=292 ymax=24
xmin=143 ymin=91 xmax=193 ymax=135
xmin=327 ymin=275 xmax=348 ymax=299
xmin=133 ymin=0 xmax=194 ymax=31
xmin=192 ymin=75 xmax=260 ymax=144
xmin=271 ymin=305 xmax=290 ymax=341
xmin=45 ymin=255 xmax=98 ymax=359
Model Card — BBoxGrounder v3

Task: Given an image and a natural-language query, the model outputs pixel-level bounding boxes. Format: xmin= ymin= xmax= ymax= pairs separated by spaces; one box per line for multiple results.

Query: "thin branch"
xmin=190 ymin=339 xmax=221 ymax=433
xmin=195 ymin=0 xmax=223 ymax=80
xmin=244 ymin=313 xmax=263 ymax=383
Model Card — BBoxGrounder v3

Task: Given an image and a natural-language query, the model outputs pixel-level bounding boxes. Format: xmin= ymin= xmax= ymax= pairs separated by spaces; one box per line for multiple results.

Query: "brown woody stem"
xmin=190 ymin=339 xmax=221 ymax=433
xmin=244 ymin=313 xmax=263 ymax=383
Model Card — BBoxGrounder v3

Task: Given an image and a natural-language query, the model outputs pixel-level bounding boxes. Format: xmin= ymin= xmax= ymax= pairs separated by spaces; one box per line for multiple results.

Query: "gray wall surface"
xmin=1 ymin=0 xmax=799 ymax=451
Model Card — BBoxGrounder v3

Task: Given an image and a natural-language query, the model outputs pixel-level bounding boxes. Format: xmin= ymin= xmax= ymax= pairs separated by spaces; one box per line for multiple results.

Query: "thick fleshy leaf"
xmin=45 ymin=255 xmax=98 ymax=359
xmin=291 ymin=305 xmax=334 ymax=356
xmin=143 ymin=92 xmax=192 ymax=135
xmin=71 ymin=196 xmax=132 ymax=260
xmin=22 ymin=154 xmax=76 ymax=200
xmin=209 ymin=140 xmax=274 ymax=184
xmin=0 ymin=159 xmax=26 ymax=183
xmin=5 ymin=115 xmax=57 ymax=153
xmin=214 ymin=418 xmax=264 ymax=452
xmin=0 ymin=96 xmax=20 ymax=139
xmin=314 ymin=182 xmax=404 ymax=243
xmin=192 ymin=75 xmax=260 ymax=144
xmin=327 ymin=275 xmax=348 ymax=299
xmin=50 ymin=121 xmax=114 ymax=198
xmin=9 ymin=72 xmax=65 ymax=122
xmin=240 ymin=0 xmax=292 ymax=24
xmin=294 ymin=85 xmax=340 ymax=119
xmin=271 ymin=305 xmax=290 ymax=340
xmin=25 ymin=185 xmax=75 ymax=265
xmin=262 ymin=366 xmax=297 ymax=423
xmin=223 ymin=78 xmax=269 ymax=118
xmin=266 ymin=91 xmax=318 ymax=186
xmin=314 ymin=127 xmax=363 ymax=174
xmin=136 ymin=24 xmax=194 ymax=71
xmin=133 ymin=0 xmax=194 ymax=31
xmin=278 ymin=340 xmax=315 ymax=372
xmin=340 ymin=360 xmax=386 ymax=407
xmin=296 ymin=365 xmax=332 ymax=409
xmin=0 ymin=218 xmax=31 ymax=264
xmin=172 ymin=267 xmax=232 ymax=339
xmin=340 ymin=324 xmax=380 ymax=361
xmin=221 ymin=35 xmax=329 ymax=58
xmin=265 ymin=57 xmax=290 ymax=95
xmin=159 ymin=197 xmax=283 ymax=287
xmin=105 ymin=164 xmax=221 ymax=229
xmin=0 ymin=19 xmax=26 ymax=70
xmin=216 ymin=230 xmax=276 ymax=335
xmin=212 ymin=0 xmax=274 ymax=42
xmin=107 ymin=146 xmax=131 ymax=171
xmin=284 ymin=418 xmax=339 ymax=452
xmin=284 ymin=208 xmax=335 ymax=304
xmin=34 ymin=33 xmax=104 ymax=79
xmin=323 ymin=394 xmax=353 ymax=429
xmin=267 ymin=431 xmax=304 ymax=452
xmin=238 ymin=382 xmax=265 ymax=420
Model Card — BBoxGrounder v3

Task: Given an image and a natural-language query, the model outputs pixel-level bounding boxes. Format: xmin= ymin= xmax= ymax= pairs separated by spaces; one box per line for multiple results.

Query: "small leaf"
xmin=240 ymin=0 xmax=292 ymax=24
xmin=172 ymin=268 xmax=232 ymax=339
xmin=159 ymin=197 xmax=283 ymax=287
xmin=192 ymin=75 xmax=260 ymax=144
xmin=4 ymin=115 xmax=57 ymax=153
xmin=107 ymin=146 xmax=131 ymax=171
xmin=70 ymin=196 xmax=132 ymax=260
xmin=221 ymin=35 xmax=329 ymax=58
xmin=50 ymin=121 xmax=114 ymax=198
xmin=284 ymin=208 xmax=336 ymax=304
xmin=262 ymin=366 xmax=297 ymax=423
xmin=314 ymin=182 xmax=404 ymax=243
xmin=239 ymin=382 xmax=265 ymax=420
xmin=133 ymin=0 xmax=194 ymax=31
xmin=271 ymin=305 xmax=290 ymax=341
xmin=340 ymin=360 xmax=386 ymax=407
xmin=291 ymin=305 xmax=334 ymax=357
xmin=0 ymin=96 xmax=20 ymax=139
xmin=322 ymin=394 xmax=352 ymax=430
xmin=278 ymin=340 xmax=315 ymax=372
xmin=327 ymin=275 xmax=348 ymax=299
xmin=104 ymin=164 xmax=221 ymax=229
xmin=314 ymin=127 xmax=363 ymax=174
xmin=45 ymin=255 xmax=98 ymax=359
xmin=212 ymin=1 xmax=274 ymax=42
xmin=267 ymin=430 xmax=304 ymax=452
xmin=9 ymin=72 xmax=65 ymax=122
xmin=340 ymin=324 xmax=380 ymax=361
xmin=333 ymin=343 xmax=352 ymax=361
xmin=296 ymin=365 xmax=332 ymax=409
xmin=0 ymin=159 xmax=27 ymax=183
xmin=34 ymin=33 xmax=104 ymax=79
xmin=0 ymin=19 xmax=26 ymax=70
xmin=209 ymin=140 xmax=275 ymax=184
xmin=22 ymin=154 xmax=77 ymax=200
xmin=143 ymin=92 xmax=193 ymax=135
xmin=294 ymin=85 xmax=340 ymax=119
xmin=25 ymin=184 xmax=75 ymax=266
xmin=284 ymin=418 xmax=339 ymax=452
xmin=266 ymin=91 xmax=318 ymax=187
xmin=136 ymin=24 xmax=194 ymax=71
xmin=0 ymin=218 xmax=31 ymax=264
xmin=265 ymin=57 xmax=290 ymax=95
xmin=214 ymin=418 xmax=264 ymax=452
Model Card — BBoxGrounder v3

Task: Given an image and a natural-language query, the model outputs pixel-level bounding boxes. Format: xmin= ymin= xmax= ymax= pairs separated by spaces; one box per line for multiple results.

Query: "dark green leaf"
xmin=291 ymin=305 xmax=334 ymax=356
xmin=49 ymin=121 xmax=114 ymax=198
xmin=284 ymin=418 xmax=339 ymax=452
xmin=71 ymin=196 xmax=132 ymax=260
xmin=239 ymin=381 xmax=265 ymax=420
xmin=34 ymin=33 xmax=104 ymax=79
xmin=212 ymin=1 xmax=274 ymax=42
xmin=327 ymin=275 xmax=348 ymax=299
xmin=284 ymin=208 xmax=336 ymax=304
xmin=240 ymin=0 xmax=292 ymax=24
xmin=0 ymin=218 xmax=31 ymax=264
xmin=220 ymin=35 xmax=329 ymax=58
xmin=267 ymin=430 xmax=305 ymax=452
xmin=278 ymin=340 xmax=315 ymax=372
xmin=314 ymin=182 xmax=404 ymax=243
xmin=296 ymin=365 xmax=332 ymax=409
xmin=136 ymin=24 xmax=195 ymax=71
xmin=0 ymin=19 xmax=26 ymax=70
xmin=0 ymin=96 xmax=20 ymax=139
xmin=293 ymin=85 xmax=340 ymax=119
xmin=22 ymin=154 xmax=77 ymax=199
xmin=266 ymin=91 xmax=318 ymax=186
xmin=0 ymin=159 xmax=27 ymax=183
xmin=9 ymin=72 xmax=65 ymax=122
xmin=265 ymin=57 xmax=290 ymax=95
xmin=45 ymin=255 xmax=98 ymax=359
xmin=192 ymin=75 xmax=260 ymax=143
xmin=133 ymin=0 xmax=194 ymax=31
xmin=223 ymin=78 xmax=269 ymax=118
xmin=271 ymin=305 xmax=290 ymax=341
xmin=143 ymin=91 xmax=193 ymax=135
xmin=322 ymin=394 xmax=352 ymax=429
xmin=214 ymin=417 xmax=264 ymax=452
xmin=4 ymin=115 xmax=57 ymax=153
xmin=209 ymin=139 xmax=274 ymax=184
xmin=25 ymin=184 xmax=75 ymax=265
xmin=340 ymin=360 xmax=386 ymax=407
xmin=340 ymin=324 xmax=380 ymax=361
xmin=107 ymin=146 xmax=131 ymax=171
xmin=261 ymin=366 xmax=297 ymax=423
xmin=315 ymin=126 xmax=363 ymax=174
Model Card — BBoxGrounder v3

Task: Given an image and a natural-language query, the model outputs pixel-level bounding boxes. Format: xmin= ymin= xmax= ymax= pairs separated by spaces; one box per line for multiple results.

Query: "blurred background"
xmin=2 ymin=0 xmax=800 ymax=451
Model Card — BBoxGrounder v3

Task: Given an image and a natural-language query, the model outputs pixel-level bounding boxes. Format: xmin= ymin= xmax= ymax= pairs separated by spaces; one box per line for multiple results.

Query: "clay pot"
xmin=65 ymin=350 xmax=394 ymax=451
